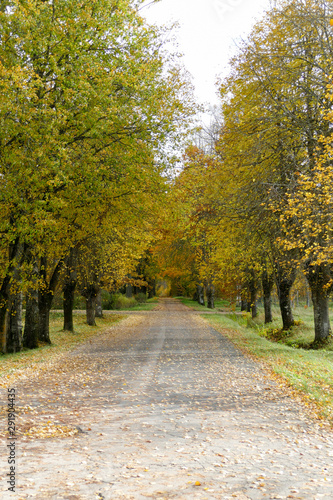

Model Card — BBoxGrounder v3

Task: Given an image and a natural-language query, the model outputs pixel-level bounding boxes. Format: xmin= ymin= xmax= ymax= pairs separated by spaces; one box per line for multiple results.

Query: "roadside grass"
xmin=177 ymin=296 xmax=333 ymax=422
xmin=201 ymin=310 xmax=333 ymax=424
xmin=176 ymin=296 xmax=231 ymax=311
xmin=124 ymin=297 xmax=159 ymax=311
xmin=179 ymin=296 xmax=333 ymax=350
xmin=0 ymin=312 xmax=125 ymax=384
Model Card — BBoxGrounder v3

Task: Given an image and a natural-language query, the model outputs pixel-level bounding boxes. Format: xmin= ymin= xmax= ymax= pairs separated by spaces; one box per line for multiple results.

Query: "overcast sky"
xmin=142 ymin=0 xmax=272 ymax=109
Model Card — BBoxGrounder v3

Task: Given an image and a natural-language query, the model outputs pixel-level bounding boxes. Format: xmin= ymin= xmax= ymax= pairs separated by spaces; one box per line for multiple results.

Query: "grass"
xmin=176 ymin=296 xmax=231 ymax=311
xmin=189 ymin=302 xmax=333 ymax=424
xmin=124 ymin=297 xmax=159 ymax=311
xmin=0 ymin=311 xmax=125 ymax=384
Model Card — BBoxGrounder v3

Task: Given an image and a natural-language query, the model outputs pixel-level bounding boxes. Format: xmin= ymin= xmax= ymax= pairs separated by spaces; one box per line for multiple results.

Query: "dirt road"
xmin=1 ymin=298 xmax=333 ymax=499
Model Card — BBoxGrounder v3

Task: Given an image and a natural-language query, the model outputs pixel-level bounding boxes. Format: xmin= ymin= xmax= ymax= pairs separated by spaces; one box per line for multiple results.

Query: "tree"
xmin=0 ymin=0 xmax=196 ymax=351
xmin=215 ymin=0 xmax=333 ymax=336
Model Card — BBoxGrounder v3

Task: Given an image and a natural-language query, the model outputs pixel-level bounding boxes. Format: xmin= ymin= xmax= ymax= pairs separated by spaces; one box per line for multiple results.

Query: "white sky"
xmin=142 ymin=0 xmax=272 ymax=109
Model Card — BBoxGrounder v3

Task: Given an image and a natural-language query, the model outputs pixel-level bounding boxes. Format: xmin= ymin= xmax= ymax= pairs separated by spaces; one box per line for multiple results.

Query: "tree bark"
xmin=0 ymin=238 xmax=25 ymax=352
xmin=247 ymin=271 xmax=258 ymax=319
xmin=62 ymin=249 xmax=77 ymax=331
xmin=275 ymin=263 xmax=296 ymax=330
xmin=38 ymin=290 xmax=53 ymax=344
xmin=311 ymin=290 xmax=331 ymax=342
xmin=206 ymin=283 xmax=215 ymax=309
xmin=148 ymin=280 xmax=156 ymax=299
xmin=86 ymin=293 xmax=97 ymax=326
xmin=95 ymin=289 xmax=103 ymax=318
xmin=305 ymin=262 xmax=331 ymax=342
xmin=240 ymin=299 xmax=247 ymax=311
xmin=262 ymin=270 xmax=274 ymax=324
xmin=6 ymin=292 xmax=23 ymax=353
xmin=63 ymin=282 xmax=76 ymax=331
xmin=23 ymin=290 xmax=39 ymax=350
xmin=196 ymin=284 xmax=205 ymax=306
xmin=38 ymin=256 xmax=65 ymax=343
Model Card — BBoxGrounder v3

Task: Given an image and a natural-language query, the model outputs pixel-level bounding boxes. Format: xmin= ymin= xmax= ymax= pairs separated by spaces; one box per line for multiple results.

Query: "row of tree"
xmin=156 ymin=0 xmax=333 ymax=343
xmin=0 ymin=0 xmax=195 ymax=352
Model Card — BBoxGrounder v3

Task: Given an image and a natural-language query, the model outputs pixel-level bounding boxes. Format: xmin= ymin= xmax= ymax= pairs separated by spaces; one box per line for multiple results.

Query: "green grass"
xmin=0 ymin=311 xmax=125 ymax=384
xmin=202 ymin=310 xmax=333 ymax=424
xmin=176 ymin=296 xmax=231 ymax=311
xmin=124 ymin=297 xmax=159 ymax=311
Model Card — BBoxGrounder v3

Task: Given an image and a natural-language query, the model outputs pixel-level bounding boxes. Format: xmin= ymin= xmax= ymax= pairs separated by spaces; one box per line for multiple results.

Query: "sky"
xmin=142 ymin=0 xmax=272 ymax=110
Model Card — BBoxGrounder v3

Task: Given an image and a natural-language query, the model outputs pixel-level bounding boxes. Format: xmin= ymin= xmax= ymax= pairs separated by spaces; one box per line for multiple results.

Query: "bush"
xmin=104 ymin=292 xmax=137 ymax=310
xmin=134 ymin=292 xmax=147 ymax=304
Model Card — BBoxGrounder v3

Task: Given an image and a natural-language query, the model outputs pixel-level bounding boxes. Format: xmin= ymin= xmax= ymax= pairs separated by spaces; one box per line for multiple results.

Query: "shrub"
xmin=104 ymin=293 xmax=137 ymax=310
xmin=134 ymin=292 xmax=147 ymax=303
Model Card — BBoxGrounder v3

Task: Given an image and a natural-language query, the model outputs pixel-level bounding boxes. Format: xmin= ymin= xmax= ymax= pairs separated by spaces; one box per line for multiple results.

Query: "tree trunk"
xmin=6 ymin=292 xmax=23 ymax=353
xmin=63 ymin=247 xmax=77 ymax=332
xmin=23 ymin=256 xmax=39 ymax=349
xmin=0 ymin=238 xmax=25 ymax=352
xmin=197 ymin=285 xmax=205 ymax=306
xmin=311 ymin=290 xmax=330 ymax=342
xmin=86 ymin=294 xmax=97 ymax=326
xmin=305 ymin=262 xmax=331 ymax=342
xmin=240 ymin=297 xmax=247 ymax=311
xmin=38 ymin=256 xmax=65 ymax=343
xmin=148 ymin=280 xmax=156 ymax=299
xmin=262 ymin=270 xmax=274 ymax=324
xmin=23 ymin=290 xmax=39 ymax=350
xmin=63 ymin=282 xmax=76 ymax=331
xmin=0 ymin=307 xmax=9 ymax=353
xmin=278 ymin=281 xmax=295 ymax=330
xmin=206 ymin=283 xmax=215 ymax=309
xmin=275 ymin=262 xmax=296 ymax=330
xmin=248 ymin=272 xmax=258 ymax=319
xmin=95 ymin=289 xmax=103 ymax=318
xmin=0 ymin=275 xmax=11 ymax=353
xmin=38 ymin=291 xmax=52 ymax=344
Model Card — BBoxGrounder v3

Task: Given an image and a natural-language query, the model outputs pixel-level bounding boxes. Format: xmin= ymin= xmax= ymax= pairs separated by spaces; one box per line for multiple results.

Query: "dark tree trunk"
xmin=240 ymin=297 xmax=247 ymax=311
xmin=23 ymin=290 xmax=39 ymax=350
xmin=63 ymin=248 xmax=77 ymax=332
xmin=206 ymin=283 xmax=215 ymax=309
xmin=197 ymin=285 xmax=205 ymax=306
xmin=23 ymin=256 xmax=39 ymax=349
xmin=250 ymin=289 xmax=257 ymax=319
xmin=63 ymin=282 xmax=76 ymax=331
xmin=38 ymin=290 xmax=52 ymax=344
xmin=305 ymin=262 xmax=331 ymax=342
xmin=275 ymin=263 xmax=296 ymax=331
xmin=95 ymin=289 xmax=103 ymax=318
xmin=6 ymin=292 xmax=23 ymax=353
xmin=0 ymin=238 xmax=25 ymax=352
xmin=248 ymin=272 xmax=258 ymax=319
xmin=38 ymin=256 xmax=65 ymax=343
xmin=311 ymin=290 xmax=331 ymax=342
xmin=279 ymin=283 xmax=295 ymax=330
xmin=262 ymin=270 xmax=274 ymax=324
xmin=86 ymin=293 xmax=97 ymax=326
xmin=148 ymin=280 xmax=156 ymax=299
xmin=0 ymin=274 xmax=12 ymax=352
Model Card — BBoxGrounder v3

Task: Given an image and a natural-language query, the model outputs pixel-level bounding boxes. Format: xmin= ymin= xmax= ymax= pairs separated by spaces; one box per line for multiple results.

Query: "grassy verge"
xmin=122 ymin=297 xmax=159 ymax=311
xmin=202 ymin=311 xmax=333 ymax=424
xmin=176 ymin=296 xmax=231 ymax=311
xmin=0 ymin=311 xmax=125 ymax=384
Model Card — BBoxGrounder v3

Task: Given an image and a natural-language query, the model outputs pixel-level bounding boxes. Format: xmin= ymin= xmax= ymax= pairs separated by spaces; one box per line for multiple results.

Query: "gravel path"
xmin=1 ymin=298 xmax=333 ymax=499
